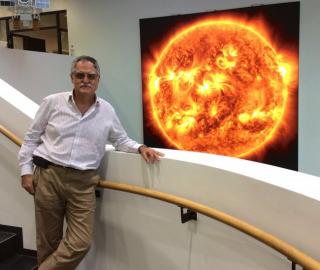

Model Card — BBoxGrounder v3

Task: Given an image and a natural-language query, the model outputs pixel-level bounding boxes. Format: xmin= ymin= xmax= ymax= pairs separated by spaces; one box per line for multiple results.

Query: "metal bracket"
xmin=180 ymin=207 xmax=197 ymax=223
xmin=95 ymin=189 xmax=101 ymax=198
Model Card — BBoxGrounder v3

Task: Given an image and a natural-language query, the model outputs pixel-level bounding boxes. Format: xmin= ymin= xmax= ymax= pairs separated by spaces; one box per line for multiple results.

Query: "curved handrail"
xmin=1 ymin=123 xmax=320 ymax=270
xmin=0 ymin=124 xmax=22 ymax=146
xmin=100 ymin=181 xmax=320 ymax=270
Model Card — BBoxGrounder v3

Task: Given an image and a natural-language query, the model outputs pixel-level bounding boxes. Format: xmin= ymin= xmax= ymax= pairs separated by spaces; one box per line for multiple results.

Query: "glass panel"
xmin=0 ymin=19 xmax=7 ymax=47
xmin=39 ymin=13 xmax=56 ymax=28
xmin=59 ymin=11 xmax=67 ymax=29
xmin=8 ymin=18 xmax=14 ymax=31
xmin=0 ymin=19 xmax=6 ymax=41
xmin=12 ymin=35 xmax=23 ymax=49
xmin=0 ymin=0 xmax=15 ymax=6
xmin=2 ymin=10 xmax=69 ymax=54
xmin=34 ymin=0 xmax=50 ymax=9
xmin=19 ymin=28 xmax=58 ymax=53
xmin=61 ymin=30 xmax=68 ymax=54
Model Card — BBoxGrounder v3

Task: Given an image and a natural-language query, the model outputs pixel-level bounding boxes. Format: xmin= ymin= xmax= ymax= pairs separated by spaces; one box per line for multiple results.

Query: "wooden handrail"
xmin=1 ymin=123 xmax=320 ymax=269
xmin=99 ymin=181 xmax=320 ymax=270
xmin=0 ymin=124 xmax=22 ymax=146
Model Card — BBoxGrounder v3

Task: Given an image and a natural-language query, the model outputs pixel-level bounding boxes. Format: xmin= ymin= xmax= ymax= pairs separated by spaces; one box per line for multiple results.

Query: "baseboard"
xmin=21 ymin=248 xmax=37 ymax=257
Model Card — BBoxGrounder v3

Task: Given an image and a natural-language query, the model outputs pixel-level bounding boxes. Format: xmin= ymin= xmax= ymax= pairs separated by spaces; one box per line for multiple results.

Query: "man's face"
xmin=71 ymin=60 xmax=100 ymax=97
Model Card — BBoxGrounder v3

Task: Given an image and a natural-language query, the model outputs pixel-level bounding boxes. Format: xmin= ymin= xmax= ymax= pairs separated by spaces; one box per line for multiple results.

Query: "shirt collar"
xmin=68 ymin=90 xmax=100 ymax=106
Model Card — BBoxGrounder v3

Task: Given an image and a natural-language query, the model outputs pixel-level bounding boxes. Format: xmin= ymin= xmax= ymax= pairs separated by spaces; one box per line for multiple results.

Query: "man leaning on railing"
xmin=18 ymin=55 xmax=164 ymax=270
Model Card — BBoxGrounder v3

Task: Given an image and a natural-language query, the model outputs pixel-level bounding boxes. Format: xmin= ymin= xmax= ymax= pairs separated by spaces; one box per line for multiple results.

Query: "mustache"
xmin=80 ymin=83 xmax=92 ymax=88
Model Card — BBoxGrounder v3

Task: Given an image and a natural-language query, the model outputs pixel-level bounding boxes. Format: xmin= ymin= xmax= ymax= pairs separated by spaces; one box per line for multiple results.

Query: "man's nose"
xmin=83 ymin=75 xmax=90 ymax=82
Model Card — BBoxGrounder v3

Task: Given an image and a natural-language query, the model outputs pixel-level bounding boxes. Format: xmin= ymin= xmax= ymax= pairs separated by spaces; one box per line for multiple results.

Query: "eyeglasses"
xmin=73 ymin=72 xmax=99 ymax=80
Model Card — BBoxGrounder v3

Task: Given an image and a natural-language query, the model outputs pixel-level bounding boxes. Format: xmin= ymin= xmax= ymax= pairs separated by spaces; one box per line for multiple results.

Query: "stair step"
xmin=0 ymin=231 xmax=16 ymax=243
xmin=0 ymin=254 xmax=37 ymax=270
xmin=0 ymin=231 xmax=18 ymax=262
xmin=0 ymin=225 xmax=37 ymax=269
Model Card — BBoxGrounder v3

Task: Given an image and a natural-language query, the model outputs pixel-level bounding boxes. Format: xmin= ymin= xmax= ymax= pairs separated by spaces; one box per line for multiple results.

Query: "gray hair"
xmin=70 ymin=55 xmax=100 ymax=75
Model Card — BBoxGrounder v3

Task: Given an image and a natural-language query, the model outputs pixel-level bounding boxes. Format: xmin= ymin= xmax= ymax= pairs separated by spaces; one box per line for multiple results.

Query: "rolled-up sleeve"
xmin=108 ymin=108 xmax=141 ymax=153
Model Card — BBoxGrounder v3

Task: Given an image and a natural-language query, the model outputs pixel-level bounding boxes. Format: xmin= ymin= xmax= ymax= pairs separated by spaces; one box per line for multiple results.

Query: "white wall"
xmin=0 ymin=47 xmax=72 ymax=104
xmin=1 ymin=96 xmax=320 ymax=268
xmin=1 ymin=0 xmax=320 ymax=267
xmin=62 ymin=0 xmax=320 ymax=176
xmin=1 ymin=0 xmax=320 ymax=176
xmin=0 ymin=96 xmax=36 ymax=249
xmin=0 ymin=134 xmax=36 ymax=250
xmin=77 ymin=149 xmax=320 ymax=270
xmin=0 ymin=50 xmax=72 ymax=249
xmin=298 ymin=0 xmax=320 ymax=176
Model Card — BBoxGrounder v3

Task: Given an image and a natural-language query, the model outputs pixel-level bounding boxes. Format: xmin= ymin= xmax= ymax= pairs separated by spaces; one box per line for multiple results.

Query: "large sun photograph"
xmin=140 ymin=2 xmax=299 ymax=170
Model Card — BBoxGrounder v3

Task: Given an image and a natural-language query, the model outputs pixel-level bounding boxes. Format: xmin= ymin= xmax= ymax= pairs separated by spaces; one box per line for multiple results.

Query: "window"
xmin=0 ymin=9 xmax=69 ymax=54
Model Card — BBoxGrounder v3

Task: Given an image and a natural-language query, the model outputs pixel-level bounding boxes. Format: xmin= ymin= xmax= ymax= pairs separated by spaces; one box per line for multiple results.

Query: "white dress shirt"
xmin=18 ymin=91 xmax=141 ymax=175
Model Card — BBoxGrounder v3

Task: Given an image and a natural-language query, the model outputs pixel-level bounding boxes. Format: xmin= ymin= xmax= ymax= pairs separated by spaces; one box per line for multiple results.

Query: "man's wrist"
xmin=138 ymin=145 xmax=147 ymax=153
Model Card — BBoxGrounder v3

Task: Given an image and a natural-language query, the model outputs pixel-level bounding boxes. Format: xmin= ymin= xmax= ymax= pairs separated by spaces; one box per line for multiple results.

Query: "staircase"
xmin=0 ymin=225 xmax=37 ymax=270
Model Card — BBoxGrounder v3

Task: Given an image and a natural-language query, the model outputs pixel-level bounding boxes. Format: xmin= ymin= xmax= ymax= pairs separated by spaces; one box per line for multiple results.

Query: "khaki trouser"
xmin=33 ymin=165 xmax=100 ymax=270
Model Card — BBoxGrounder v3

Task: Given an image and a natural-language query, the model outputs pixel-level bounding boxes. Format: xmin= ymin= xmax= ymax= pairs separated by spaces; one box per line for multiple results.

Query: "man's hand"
xmin=21 ymin=174 xmax=35 ymax=195
xmin=139 ymin=145 xmax=164 ymax=163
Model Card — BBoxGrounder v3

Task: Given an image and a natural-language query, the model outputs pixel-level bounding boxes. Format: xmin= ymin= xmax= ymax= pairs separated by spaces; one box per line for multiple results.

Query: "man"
xmin=18 ymin=55 xmax=163 ymax=270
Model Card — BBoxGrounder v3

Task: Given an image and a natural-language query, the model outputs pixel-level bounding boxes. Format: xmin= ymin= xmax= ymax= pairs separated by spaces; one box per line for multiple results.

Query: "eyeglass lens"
xmin=74 ymin=72 xmax=98 ymax=80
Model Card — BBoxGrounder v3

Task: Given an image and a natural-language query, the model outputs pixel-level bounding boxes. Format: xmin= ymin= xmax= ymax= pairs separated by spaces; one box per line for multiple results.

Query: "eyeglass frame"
xmin=72 ymin=71 xmax=99 ymax=80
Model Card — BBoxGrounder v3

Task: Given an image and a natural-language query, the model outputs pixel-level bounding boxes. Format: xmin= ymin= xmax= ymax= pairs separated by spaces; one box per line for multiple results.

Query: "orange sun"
xmin=146 ymin=18 xmax=298 ymax=157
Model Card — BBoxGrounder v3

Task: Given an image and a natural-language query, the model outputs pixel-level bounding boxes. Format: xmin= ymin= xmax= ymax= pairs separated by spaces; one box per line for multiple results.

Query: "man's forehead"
xmin=75 ymin=60 xmax=96 ymax=69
